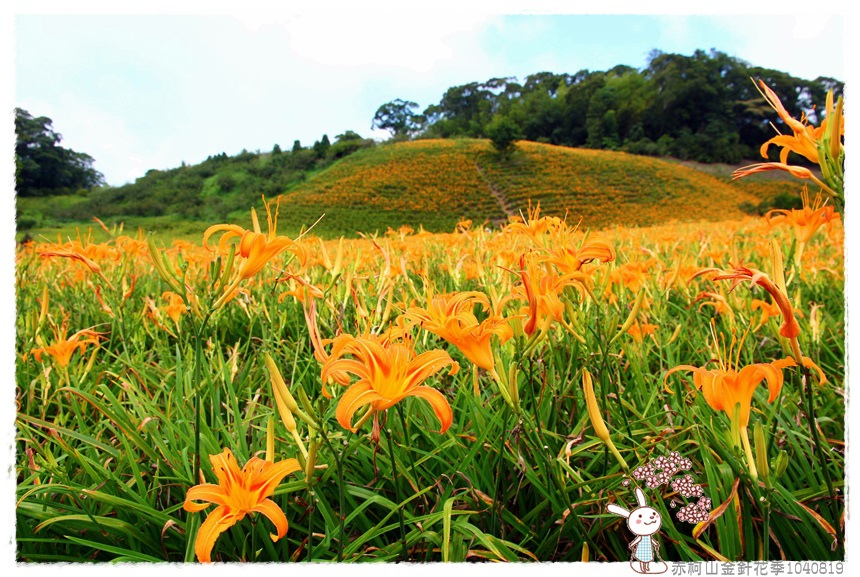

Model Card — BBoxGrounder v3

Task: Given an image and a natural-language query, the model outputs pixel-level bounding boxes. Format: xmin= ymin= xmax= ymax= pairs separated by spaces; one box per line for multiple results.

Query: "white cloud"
xmin=706 ymin=15 xmax=844 ymax=80
xmin=254 ymin=11 xmax=495 ymax=72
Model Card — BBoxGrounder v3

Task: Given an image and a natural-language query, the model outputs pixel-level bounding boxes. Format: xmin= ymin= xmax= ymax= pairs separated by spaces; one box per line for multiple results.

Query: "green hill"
xmin=17 ymin=139 xmax=800 ymax=241
xmin=279 ymin=139 xmax=795 ymax=235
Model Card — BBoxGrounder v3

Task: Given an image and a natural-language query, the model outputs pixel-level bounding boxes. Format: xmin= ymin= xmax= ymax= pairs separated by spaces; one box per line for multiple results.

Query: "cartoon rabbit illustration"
xmin=607 ymin=487 xmax=667 ymax=574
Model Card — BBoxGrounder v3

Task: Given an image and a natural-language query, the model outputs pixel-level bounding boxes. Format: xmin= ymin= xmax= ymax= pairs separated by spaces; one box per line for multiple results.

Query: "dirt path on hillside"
xmin=474 ymin=161 xmax=516 ymax=226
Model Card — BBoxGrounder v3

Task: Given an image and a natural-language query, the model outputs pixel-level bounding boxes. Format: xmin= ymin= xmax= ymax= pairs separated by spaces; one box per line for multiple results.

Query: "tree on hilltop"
xmin=486 ymin=115 xmax=523 ymax=159
xmin=372 ymin=99 xmax=422 ymax=140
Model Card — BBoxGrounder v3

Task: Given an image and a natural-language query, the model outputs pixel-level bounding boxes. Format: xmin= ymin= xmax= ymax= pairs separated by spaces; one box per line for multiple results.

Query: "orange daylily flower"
xmin=665 ymin=360 xmax=777 ymax=428
xmin=513 ymin=254 xmax=588 ymax=336
xmin=503 ymin=203 xmax=566 ymax=244
xmin=626 ymin=322 xmax=657 ymax=344
xmin=755 ymin=79 xmax=823 ymax=164
xmin=665 ymin=357 xmax=824 ymax=429
xmin=31 ymin=319 xmax=102 ymax=368
xmin=693 ymin=265 xmax=800 ymax=339
xmin=404 ymin=291 xmax=514 ymax=373
xmin=543 ymin=237 xmax=615 ymax=276
xmin=765 ymin=189 xmax=839 ymax=245
xmin=733 ymin=79 xmax=843 ymax=200
xmin=37 ymin=239 xmax=116 ymax=288
xmin=183 ymin=448 xmax=301 ymax=563
xmin=456 ymin=218 xmax=473 ymax=232
xmin=752 ymin=78 xmax=843 ymax=166
xmin=321 ymin=334 xmax=459 ymax=433
xmin=203 ymin=197 xmax=307 ymax=308
xmin=303 ymin=299 xmax=352 ymax=397
xmin=161 ymin=291 xmax=188 ymax=325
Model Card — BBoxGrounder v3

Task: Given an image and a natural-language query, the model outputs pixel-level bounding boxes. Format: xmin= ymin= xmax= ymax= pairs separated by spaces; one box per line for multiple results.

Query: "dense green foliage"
xmin=15 ymin=108 xmax=104 ymax=197
xmin=485 ymin=116 xmax=522 ymax=158
xmin=19 ymin=134 xmax=375 ymax=230
xmin=400 ymin=50 xmax=842 ymax=164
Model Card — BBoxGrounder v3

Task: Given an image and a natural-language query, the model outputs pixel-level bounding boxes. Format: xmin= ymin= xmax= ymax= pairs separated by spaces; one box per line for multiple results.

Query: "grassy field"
xmin=15 ymin=200 xmax=844 ymax=563
xmin=17 ymin=140 xmax=801 ymax=243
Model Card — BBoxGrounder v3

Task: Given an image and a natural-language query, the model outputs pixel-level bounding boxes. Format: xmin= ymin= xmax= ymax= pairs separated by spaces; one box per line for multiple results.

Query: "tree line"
xmin=15 ymin=108 xmax=105 ymax=197
xmin=15 ymin=48 xmax=844 ymax=205
xmin=373 ymin=49 xmax=843 ymax=164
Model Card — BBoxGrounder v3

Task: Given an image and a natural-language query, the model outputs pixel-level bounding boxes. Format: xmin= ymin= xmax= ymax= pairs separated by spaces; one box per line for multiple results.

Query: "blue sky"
xmin=11 ymin=4 xmax=848 ymax=186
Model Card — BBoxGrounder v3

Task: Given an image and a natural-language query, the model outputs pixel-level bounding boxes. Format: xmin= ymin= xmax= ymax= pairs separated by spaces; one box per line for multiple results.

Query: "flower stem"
xmin=192 ymin=312 xmax=212 ymax=485
xmin=797 ymin=363 xmax=840 ymax=543
xmin=306 ymin=486 xmax=315 ymax=561
xmin=490 ymin=405 xmax=511 ymax=538
xmin=740 ymin=426 xmax=758 ymax=481
xmin=385 ymin=426 xmax=407 ymax=560
xmin=320 ymin=434 xmax=347 ymax=562
xmin=396 ymin=403 xmax=419 ymax=489
xmin=762 ymin=490 xmax=771 ymax=561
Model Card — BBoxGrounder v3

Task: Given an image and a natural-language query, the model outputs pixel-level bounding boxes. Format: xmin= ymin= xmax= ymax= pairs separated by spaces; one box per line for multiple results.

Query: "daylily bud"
xmin=82 ymin=343 xmax=100 ymax=378
xmin=295 ymin=386 xmax=320 ymax=427
xmin=729 ymin=403 xmax=741 ymax=448
xmin=770 ymin=238 xmax=788 ymax=295
xmin=583 ymin=369 xmax=610 ymax=442
xmin=176 ymin=250 xmax=188 ymax=273
xmin=147 ymin=236 xmax=184 ymax=295
xmin=667 ymin=324 xmax=682 ymax=345
xmin=772 ymin=450 xmax=790 ymax=479
xmin=508 ymin=361 xmax=519 ymax=410
xmin=754 ymin=421 xmax=770 ymax=489
xmin=830 ymin=94 xmax=843 ymax=161
xmin=304 ymin=437 xmax=318 ymax=481
xmin=263 ymin=352 xmax=318 ymax=428
xmin=38 ymin=286 xmax=49 ymax=327
xmin=317 ymin=238 xmax=333 ymax=271
xmin=809 ymin=304 xmax=824 ymax=346
xmin=332 ymin=237 xmax=345 ymax=279
xmin=263 ymin=352 xmax=308 ymax=458
xmin=582 ymin=369 xmax=628 ymax=471
xmin=610 ymin=288 xmax=645 ymax=344
xmin=216 ymin=243 xmax=237 ymax=292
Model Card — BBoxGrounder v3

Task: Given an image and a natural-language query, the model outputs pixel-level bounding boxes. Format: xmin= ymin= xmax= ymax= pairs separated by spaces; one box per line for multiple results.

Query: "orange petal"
xmin=699 ymin=372 xmax=728 ymax=415
xmin=209 ymin=449 xmax=243 ymax=492
xmin=520 ymin=269 xmax=538 ymax=336
xmin=773 ymin=357 xmax=827 ymax=385
xmin=335 ymin=381 xmax=382 ymax=431
xmin=184 ymin=484 xmax=227 ymax=511
xmin=403 ymin=349 xmax=459 ymax=391
xmin=407 ymin=385 xmax=454 ymax=433
xmin=663 ymin=364 xmax=706 ymax=393
xmin=195 ymin=505 xmax=233 ymax=563
xmin=251 ymin=498 xmax=290 ymax=542
xmin=255 ymin=458 xmax=302 ymax=499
